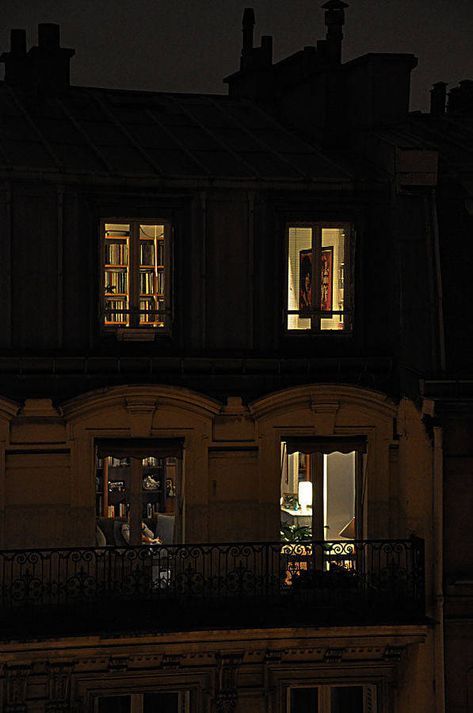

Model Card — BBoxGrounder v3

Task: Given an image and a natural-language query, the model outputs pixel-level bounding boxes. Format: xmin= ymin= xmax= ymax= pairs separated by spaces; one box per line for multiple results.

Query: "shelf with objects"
xmin=102 ymin=222 xmax=169 ymax=329
xmin=95 ymin=440 xmax=182 ymax=547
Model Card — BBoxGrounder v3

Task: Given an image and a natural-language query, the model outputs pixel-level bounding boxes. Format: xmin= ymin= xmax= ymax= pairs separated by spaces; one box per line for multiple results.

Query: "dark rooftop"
xmin=0 ymin=84 xmax=351 ymax=184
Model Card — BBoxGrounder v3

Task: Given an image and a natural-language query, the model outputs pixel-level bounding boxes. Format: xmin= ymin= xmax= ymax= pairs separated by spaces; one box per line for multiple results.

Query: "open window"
xmin=286 ymin=223 xmax=352 ymax=332
xmin=288 ymin=684 xmax=377 ymax=713
xmin=95 ymin=439 xmax=182 ymax=546
xmin=102 ymin=221 xmax=171 ymax=331
xmin=280 ymin=437 xmax=366 ymax=543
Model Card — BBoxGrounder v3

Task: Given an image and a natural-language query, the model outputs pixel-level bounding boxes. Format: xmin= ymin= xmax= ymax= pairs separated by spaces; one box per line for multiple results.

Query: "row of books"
xmin=106 ymin=503 xmax=127 ymax=518
xmin=104 ymin=299 xmax=128 ymax=323
xmin=105 ymin=270 xmax=128 ymax=294
xmin=140 ymin=241 xmax=164 ymax=266
xmin=139 ymin=270 xmax=164 ymax=294
xmin=105 ymin=241 xmax=128 ymax=265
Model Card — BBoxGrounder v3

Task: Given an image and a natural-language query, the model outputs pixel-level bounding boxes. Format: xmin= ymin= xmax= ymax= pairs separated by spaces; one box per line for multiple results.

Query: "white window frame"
xmin=285 ymin=221 xmax=353 ymax=333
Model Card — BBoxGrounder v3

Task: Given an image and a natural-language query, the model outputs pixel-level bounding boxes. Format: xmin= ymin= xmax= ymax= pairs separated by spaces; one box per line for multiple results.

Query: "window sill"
xmin=114 ymin=328 xmax=163 ymax=342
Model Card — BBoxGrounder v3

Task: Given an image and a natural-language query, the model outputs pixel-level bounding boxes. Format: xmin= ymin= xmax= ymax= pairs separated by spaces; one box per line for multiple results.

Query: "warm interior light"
xmin=298 ymin=481 xmax=313 ymax=511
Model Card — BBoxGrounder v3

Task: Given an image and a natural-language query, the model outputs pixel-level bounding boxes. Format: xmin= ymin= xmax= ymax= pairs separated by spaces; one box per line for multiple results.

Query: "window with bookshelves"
xmin=102 ymin=221 xmax=170 ymax=330
xmin=288 ymin=684 xmax=377 ymax=713
xmin=95 ymin=440 xmax=181 ymax=547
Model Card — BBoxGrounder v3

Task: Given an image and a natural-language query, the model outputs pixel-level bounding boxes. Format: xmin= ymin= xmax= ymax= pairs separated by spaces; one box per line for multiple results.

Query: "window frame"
xmin=287 ymin=683 xmax=377 ymax=713
xmin=280 ymin=436 xmax=366 ymax=543
xmin=100 ymin=218 xmax=173 ymax=335
xmin=94 ymin=689 xmax=190 ymax=713
xmin=284 ymin=220 xmax=354 ymax=334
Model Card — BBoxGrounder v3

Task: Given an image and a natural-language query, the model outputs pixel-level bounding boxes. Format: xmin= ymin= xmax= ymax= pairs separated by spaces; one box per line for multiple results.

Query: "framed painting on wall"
xmin=299 ymin=249 xmax=312 ymax=315
xmin=320 ymin=246 xmax=333 ymax=312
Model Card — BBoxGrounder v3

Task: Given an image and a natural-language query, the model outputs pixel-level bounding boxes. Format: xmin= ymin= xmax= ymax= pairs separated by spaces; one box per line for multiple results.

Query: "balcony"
xmin=0 ymin=538 xmax=425 ymax=639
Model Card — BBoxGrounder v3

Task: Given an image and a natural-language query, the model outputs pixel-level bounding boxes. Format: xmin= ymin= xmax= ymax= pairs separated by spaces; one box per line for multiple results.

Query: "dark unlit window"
xmin=103 ymin=221 xmax=170 ymax=329
xmin=286 ymin=224 xmax=352 ymax=332
xmin=289 ymin=685 xmax=375 ymax=713
xmin=96 ymin=691 xmax=188 ymax=713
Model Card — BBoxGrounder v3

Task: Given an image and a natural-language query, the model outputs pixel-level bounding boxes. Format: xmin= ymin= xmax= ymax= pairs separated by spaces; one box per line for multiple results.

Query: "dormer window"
xmin=286 ymin=223 xmax=352 ymax=332
xmin=102 ymin=221 xmax=171 ymax=332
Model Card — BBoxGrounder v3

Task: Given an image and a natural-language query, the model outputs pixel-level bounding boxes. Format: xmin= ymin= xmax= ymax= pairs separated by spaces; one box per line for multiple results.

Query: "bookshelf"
xmin=96 ymin=456 xmax=177 ymax=521
xmin=103 ymin=222 xmax=167 ymax=329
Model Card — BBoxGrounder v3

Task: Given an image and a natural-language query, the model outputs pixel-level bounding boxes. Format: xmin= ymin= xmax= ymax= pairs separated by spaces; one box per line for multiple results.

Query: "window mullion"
xmin=320 ymin=686 xmax=331 ymax=713
xmin=312 ymin=225 xmax=322 ymax=332
xmin=130 ymin=223 xmax=139 ymax=328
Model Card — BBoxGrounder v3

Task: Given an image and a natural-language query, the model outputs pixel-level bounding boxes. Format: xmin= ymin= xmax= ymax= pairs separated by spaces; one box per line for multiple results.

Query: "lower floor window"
xmin=96 ymin=691 xmax=189 ymax=713
xmin=95 ymin=439 xmax=183 ymax=547
xmin=289 ymin=685 xmax=376 ymax=713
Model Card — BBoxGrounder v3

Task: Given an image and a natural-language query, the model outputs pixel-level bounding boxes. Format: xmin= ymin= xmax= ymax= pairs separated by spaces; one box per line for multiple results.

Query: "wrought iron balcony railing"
xmin=0 ymin=538 xmax=425 ymax=637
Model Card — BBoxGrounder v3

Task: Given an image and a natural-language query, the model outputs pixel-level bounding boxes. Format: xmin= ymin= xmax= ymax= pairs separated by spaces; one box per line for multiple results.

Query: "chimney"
xmin=241 ymin=7 xmax=255 ymax=69
xmin=0 ymin=29 xmax=30 ymax=86
xmin=430 ymin=82 xmax=447 ymax=117
xmin=448 ymin=80 xmax=473 ymax=116
xmin=28 ymin=23 xmax=75 ymax=91
xmin=322 ymin=0 xmax=348 ymax=64
xmin=225 ymin=9 xmax=274 ymax=100
xmin=1 ymin=23 xmax=75 ymax=91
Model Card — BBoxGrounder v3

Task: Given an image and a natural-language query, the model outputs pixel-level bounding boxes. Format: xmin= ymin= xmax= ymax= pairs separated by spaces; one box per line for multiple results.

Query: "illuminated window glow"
xmin=103 ymin=221 xmax=169 ymax=329
xmin=287 ymin=224 xmax=351 ymax=331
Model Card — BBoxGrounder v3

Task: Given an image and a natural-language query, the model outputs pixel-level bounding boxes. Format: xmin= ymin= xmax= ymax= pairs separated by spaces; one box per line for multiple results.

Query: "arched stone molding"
xmin=249 ymin=384 xmax=429 ymax=542
xmin=62 ymin=384 xmax=223 ymax=546
xmin=0 ymin=394 xmax=20 ymax=435
xmin=63 ymin=384 xmax=222 ymax=426
xmin=250 ymin=383 xmax=398 ymax=423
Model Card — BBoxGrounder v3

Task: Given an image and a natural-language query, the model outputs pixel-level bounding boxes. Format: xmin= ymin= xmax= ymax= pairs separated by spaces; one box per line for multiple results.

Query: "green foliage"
xmin=280 ymin=522 xmax=312 ymax=542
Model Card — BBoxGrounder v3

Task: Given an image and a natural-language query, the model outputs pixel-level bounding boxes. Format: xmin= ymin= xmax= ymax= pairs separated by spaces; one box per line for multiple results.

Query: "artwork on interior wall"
xmin=320 ymin=246 xmax=333 ymax=312
xmin=299 ymin=249 xmax=312 ymax=315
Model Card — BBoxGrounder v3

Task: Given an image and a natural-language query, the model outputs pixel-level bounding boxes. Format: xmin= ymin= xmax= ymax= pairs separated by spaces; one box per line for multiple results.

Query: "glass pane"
xmin=290 ymin=688 xmax=318 ymax=713
xmin=139 ymin=224 xmax=166 ymax=327
xmin=331 ymin=686 xmax=363 ymax=713
xmin=320 ymin=227 xmax=347 ymax=331
xmin=280 ymin=445 xmax=312 ymax=542
xmin=96 ymin=455 xmax=131 ymax=544
xmin=97 ymin=695 xmax=131 ymax=713
xmin=287 ymin=227 xmax=312 ymax=330
xmin=143 ymin=691 xmax=180 ymax=713
xmin=324 ymin=452 xmax=356 ymax=542
xmin=104 ymin=223 xmax=130 ymax=326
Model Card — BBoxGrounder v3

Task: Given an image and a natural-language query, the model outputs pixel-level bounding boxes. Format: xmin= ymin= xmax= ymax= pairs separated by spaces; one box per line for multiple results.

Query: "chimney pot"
xmin=242 ymin=8 xmax=255 ymax=54
xmin=322 ymin=0 xmax=349 ymax=64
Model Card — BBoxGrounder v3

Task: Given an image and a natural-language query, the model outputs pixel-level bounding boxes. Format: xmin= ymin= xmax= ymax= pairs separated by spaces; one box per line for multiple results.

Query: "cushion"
xmin=155 ymin=514 xmax=175 ymax=544
xmin=96 ymin=524 xmax=107 ymax=547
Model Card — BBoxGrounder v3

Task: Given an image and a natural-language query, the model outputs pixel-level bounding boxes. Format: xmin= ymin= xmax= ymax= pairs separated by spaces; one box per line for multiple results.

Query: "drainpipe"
xmin=429 ymin=189 xmax=446 ymax=372
xmin=433 ymin=424 xmax=445 ymax=713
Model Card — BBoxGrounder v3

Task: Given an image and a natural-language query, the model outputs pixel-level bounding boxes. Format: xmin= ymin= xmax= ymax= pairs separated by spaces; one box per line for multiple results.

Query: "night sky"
xmin=2 ymin=0 xmax=473 ymax=111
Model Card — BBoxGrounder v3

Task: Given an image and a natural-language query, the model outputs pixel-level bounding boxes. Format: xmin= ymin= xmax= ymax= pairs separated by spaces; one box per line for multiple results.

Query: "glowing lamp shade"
xmin=298 ymin=481 xmax=313 ymax=511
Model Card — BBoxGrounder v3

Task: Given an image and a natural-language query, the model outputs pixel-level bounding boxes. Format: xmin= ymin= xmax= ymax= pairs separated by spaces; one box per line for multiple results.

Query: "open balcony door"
xmin=280 ymin=437 xmax=366 ymax=545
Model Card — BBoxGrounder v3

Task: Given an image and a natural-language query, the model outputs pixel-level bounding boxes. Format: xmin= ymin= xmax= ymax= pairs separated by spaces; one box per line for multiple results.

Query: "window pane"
xmin=104 ymin=223 xmax=130 ymax=326
xmin=324 ymin=451 xmax=356 ymax=542
xmin=290 ymin=687 xmax=318 ymax=713
xmin=139 ymin=224 xmax=165 ymax=327
xmin=287 ymin=227 xmax=312 ymax=330
xmin=331 ymin=686 xmax=364 ymax=713
xmin=97 ymin=695 xmax=131 ymax=713
xmin=320 ymin=227 xmax=346 ymax=331
xmin=143 ymin=691 xmax=180 ymax=713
